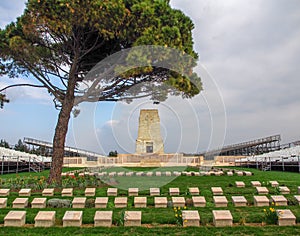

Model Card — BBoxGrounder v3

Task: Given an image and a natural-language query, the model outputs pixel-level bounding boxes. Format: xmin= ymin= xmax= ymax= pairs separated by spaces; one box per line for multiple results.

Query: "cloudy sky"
xmin=0 ymin=0 xmax=300 ymax=155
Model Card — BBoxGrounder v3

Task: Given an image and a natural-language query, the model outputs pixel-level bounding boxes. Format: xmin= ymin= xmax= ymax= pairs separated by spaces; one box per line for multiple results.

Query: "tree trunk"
xmin=48 ymin=77 xmax=77 ymax=185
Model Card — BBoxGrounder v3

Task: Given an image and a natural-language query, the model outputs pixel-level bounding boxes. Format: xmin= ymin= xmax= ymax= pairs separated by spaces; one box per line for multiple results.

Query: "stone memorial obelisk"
xmin=135 ymin=109 xmax=164 ymax=154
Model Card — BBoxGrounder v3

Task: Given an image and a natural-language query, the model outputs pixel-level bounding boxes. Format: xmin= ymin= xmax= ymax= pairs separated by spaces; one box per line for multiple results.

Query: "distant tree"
xmin=0 ymin=93 xmax=9 ymax=109
xmin=0 ymin=139 xmax=10 ymax=148
xmin=0 ymin=0 xmax=201 ymax=184
xmin=108 ymin=150 xmax=118 ymax=157
xmin=14 ymin=139 xmax=29 ymax=152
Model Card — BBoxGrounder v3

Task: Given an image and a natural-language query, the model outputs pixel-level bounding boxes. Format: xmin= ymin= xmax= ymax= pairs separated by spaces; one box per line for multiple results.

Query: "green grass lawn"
xmin=0 ymin=167 xmax=300 ymax=235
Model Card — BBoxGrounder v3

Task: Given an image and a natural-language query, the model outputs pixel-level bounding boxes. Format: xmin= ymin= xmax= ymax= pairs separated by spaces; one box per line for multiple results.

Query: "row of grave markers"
xmin=1 ymin=181 xmax=298 ymax=197
xmin=2 ymin=195 xmax=300 ymax=209
xmin=2 ymin=209 xmax=297 ymax=228
xmin=62 ymin=170 xmax=253 ymax=177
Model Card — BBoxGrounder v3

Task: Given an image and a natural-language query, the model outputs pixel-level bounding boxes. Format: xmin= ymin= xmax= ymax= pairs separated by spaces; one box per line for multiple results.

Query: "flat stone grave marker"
xmin=63 ymin=211 xmax=82 ymax=227
xmin=192 ymin=196 xmax=206 ymax=207
xmin=72 ymin=197 xmax=86 ymax=208
xmin=189 ymin=187 xmax=199 ymax=195
xmin=271 ymin=195 xmax=287 ymax=206
xmin=182 ymin=210 xmax=200 ymax=227
xmin=173 ymin=171 xmax=181 ymax=176
xmin=231 ymin=196 xmax=247 ymax=207
xmin=213 ymin=210 xmax=233 ymax=227
xmin=42 ymin=188 xmax=54 ymax=197
xmin=95 ymin=197 xmax=108 ymax=208
xmin=126 ymin=172 xmax=133 ymax=177
xmin=269 ymin=181 xmax=279 ymax=187
xmin=227 ymin=172 xmax=233 ymax=176
xmin=136 ymin=172 xmax=143 ymax=176
xmin=150 ymin=188 xmax=160 ymax=196
xmin=85 ymin=188 xmax=96 ymax=197
xmin=213 ymin=196 xmax=228 ymax=207
xmin=0 ymin=189 xmax=10 ymax=196
xmin=251 ymin=181 xmax=261 ymax=187
xmin=154 ymin=197 xmax=167 ymax=208
xmin=117 ymin=172 xmax=124 ymax=176
xmin=276 ymin=209 xmax=296 ymax=226
xmin=134 ymin=197 xmax=147 ymax=208
xmin=124 ymin=211 xmax=142 ymax=227
xmin=235 ymin=181 xmax=245 ymax=188
xmin=114 ymin=197 xmax=127 ymax=208
xmin=0 ymin=198 xmax=7 ymax=208
xmin=256 ymin=187 xmax=269 ymax=195
xmin=165 ymin=171 xmax=172 ymax=176
xmin=107 ymin=188 xmax=117 ymax=196
xmin=253 ymin=196 xmax=269 ymax=206
xmin=61 ymin=173 xmax=67 ymax=177
xmin=61 ymin=188 xmax=73 ymax=197
xmin=236 ymin=171 xmax=243 ymax=176
xmin=279 ymin=186 xmax=290 ymax=194
xmin=294 ymin=195 xmax=300 ymax=205
xmin=34 ymin=211 xmax=55 ymax=227
xmin=94 ymin=211 xmax=113 ymax=227
xmin=172 ymin=197 xmax=185 ymax=207
xmin=13 ymin=198 xmax=28 ymax=208
xmin=146 ymin=172 xmax=153 ymax=177
xmin=79 ymin=173 xmax=84 ymax=177
xmin=169 ymin=187 xmax=180 ymax=196
xmin=156 ymin=171 xmax=161 ymax=176
xmin=194 ymin=172 xmax=200 ymax=176
xmin=31 ymin=198 xmax=47 ymax=208
xmin=244 ymin=171 xmax=252 ymax=176
xmin=4 ymin=211 xmax=26 ymax=227
xmin=19 ymin=188 xmax=31 ymax=197
xmin=128 ymin=188 xmax=139 ymax=196
xmin=211 ymin=187 xmax=223 ymax=195
xmin=186 ymin=172 xmax=192 ymax=176
xmin=108 ymin=172 xmax=116 ymax=177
